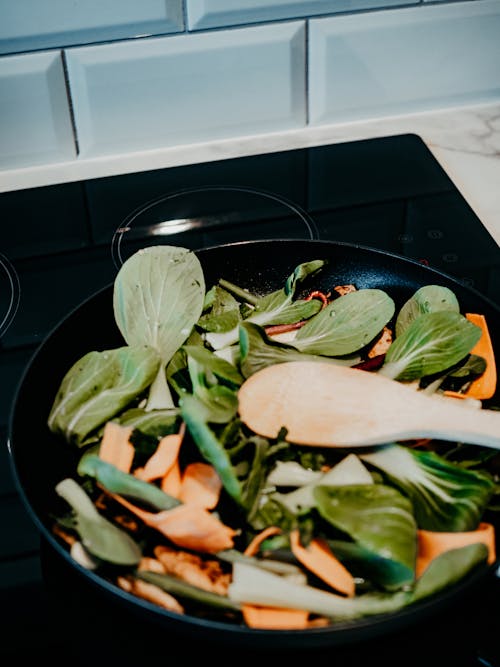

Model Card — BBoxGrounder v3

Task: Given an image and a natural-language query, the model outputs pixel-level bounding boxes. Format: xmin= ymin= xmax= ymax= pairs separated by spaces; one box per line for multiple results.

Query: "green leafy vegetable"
xmin=360 ymin=444 xmax=495 ymax=531
xmin=55 ymin=478 xmax=142 ymax=565
xmin=326 ymin=539 xmax=414 ymax=592
xmin=379 ymin=311 xmax=482 ymax=381
xmin=396 ymin=285 xmax=460 ymax=337
xmin=138 ymin=570 xmax=241 ymax=611
xmin=77 ymin=455 xmax=180 ymax=510
xmin=180 ymin=394 xmax=243 ymax=504
xmin=48 ymin=345 xmax=160 ymax=446
xmin=113 ymin=246 xmax=205 ymax=410
xmin=204 ymin=260 xmax=325 ymax=350
xmin=271 ymin=453 xmax=373 ymax=514
xmin=228 ymin=561 xmax=412 ymax=621
xmin=293 ymin=289 xmax=395 ymax=356
xmin=314 ymin=483 xmax=417 ymax=584
xmin=412 ymin=543 xmax=489 ymax=601
xmin=238 ymin=322 xmax=360 ymax=379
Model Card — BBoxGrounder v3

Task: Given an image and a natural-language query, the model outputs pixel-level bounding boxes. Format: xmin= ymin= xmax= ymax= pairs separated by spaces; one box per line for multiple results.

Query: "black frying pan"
xmin=7 ymin=239 xmax=500 ymax=656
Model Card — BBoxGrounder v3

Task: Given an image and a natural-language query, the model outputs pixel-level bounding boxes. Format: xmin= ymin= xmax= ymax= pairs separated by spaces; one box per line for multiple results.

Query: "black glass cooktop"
xmin=1 ymin=133 xmax=499 ymax=665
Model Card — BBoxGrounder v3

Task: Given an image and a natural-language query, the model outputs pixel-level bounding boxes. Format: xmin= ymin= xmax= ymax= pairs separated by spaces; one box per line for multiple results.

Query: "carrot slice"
xmin=241 ymin=604 xmax=310 ymax=629
xmin=243 ymin=526 xmax=283 ymax=557
xmin=464 ymin=313 xmax=497 ymax=399
xmin=134 ymin=431 xmax=183 ymax=482
xmin=110 ymin=494 xmax=237 ymax=553
xmin=416 ymin=521 xmax=496 ymax=578
xmin=179 ymin=462 xmax=222 ymax=509
xmin=290 ymin=529 xmax=355 ymax=597
xmin=161 ymin=459 xmax=183 ymax=497
xmin=99 ymin=422 xmax=135 ymax=473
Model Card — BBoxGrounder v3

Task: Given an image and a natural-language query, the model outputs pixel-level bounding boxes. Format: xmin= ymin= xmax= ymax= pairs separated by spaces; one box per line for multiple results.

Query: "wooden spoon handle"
xmin=408 ymin=396 xmax=500 ymax=449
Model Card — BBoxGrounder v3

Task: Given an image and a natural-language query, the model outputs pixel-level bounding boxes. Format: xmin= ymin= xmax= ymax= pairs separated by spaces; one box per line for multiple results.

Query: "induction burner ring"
xmin=111 ymin=185 xmax=319 ymax=269
xmin=0 ymin=252 xmax=20 ymax=338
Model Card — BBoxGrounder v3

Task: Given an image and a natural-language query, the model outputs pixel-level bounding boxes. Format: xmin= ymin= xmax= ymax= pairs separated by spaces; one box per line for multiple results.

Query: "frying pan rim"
xmin=6 ymin=237 xmax=500 ymax=648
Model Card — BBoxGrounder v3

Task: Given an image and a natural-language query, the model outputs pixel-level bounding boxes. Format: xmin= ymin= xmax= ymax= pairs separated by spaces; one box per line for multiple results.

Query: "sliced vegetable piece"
xmin=134 ymin=429 xmax=184 ymax=482
xmin=241 ymin=604 xmax=310 ymax=629
xmin=179 ymin=462 xmax=223 ymax=509
xmin=117 ymin=575 xmax=185 ymax=613
xmin=99 ymin=421 xmax=135 ymax=473
xmin=243 ymin=526 xmax=283 ymax=557
xmin=290 ymin=529 xmax=356 ymax=597
xmin=464 ymin=313 xmax=497 ymax=399
xmin=416 ymin=521 xmax=496 ymax=577
xmin=161 ymin=459 xmax=182 ymax=497
xmin=111 ymin=494 xmax=237 ymax=553
xmin=153 ymin=544 xmax=231 ymax=594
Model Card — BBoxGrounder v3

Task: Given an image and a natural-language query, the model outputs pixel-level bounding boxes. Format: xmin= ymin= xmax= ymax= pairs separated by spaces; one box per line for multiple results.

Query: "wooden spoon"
xmin=237 ymin=361 xmax=500 ymax=449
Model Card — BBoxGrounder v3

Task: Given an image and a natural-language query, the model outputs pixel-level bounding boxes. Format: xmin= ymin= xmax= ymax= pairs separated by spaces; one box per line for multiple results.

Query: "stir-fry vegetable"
xmin=47 ymin=245 xmax=500 ymax=630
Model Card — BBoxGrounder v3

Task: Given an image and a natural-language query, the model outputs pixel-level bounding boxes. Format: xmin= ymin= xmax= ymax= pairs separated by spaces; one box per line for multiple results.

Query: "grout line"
xmin=61 ymin=49 xmax=80 ymax=156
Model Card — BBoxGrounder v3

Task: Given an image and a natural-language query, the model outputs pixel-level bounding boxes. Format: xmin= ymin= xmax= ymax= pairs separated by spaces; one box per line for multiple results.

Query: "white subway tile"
xmin=309 ymin=0 xmax=500 ymax=125
xmin=186 ymin=0 xmax=417 ymax=30
xmin=66 ymin=22 xmax=306 ymax=157
xmin=0 ymin=0 xmax=184 ymax=55
xmin=0 ymin=51 xmax=76 ymax=168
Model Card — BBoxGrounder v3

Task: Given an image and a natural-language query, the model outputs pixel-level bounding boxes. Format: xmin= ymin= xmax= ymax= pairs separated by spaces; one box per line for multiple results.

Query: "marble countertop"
xmin=1 ymin=100 xmax=499 ymax=246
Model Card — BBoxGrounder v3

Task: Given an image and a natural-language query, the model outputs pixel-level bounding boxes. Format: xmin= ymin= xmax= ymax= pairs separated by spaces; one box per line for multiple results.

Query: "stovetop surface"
xmin=1 ymin=133 xmax=499 ymax=664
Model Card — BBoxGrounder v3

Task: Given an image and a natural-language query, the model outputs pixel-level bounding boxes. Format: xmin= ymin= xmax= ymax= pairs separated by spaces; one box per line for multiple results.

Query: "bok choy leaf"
xmin=379 ymin=311 xmax=481 ymax=381
xmin=113 ymin=246 xmax=205 ymax=410
xmin=395 ymin=284 xmax=460 ymax=337
xmin=55 ymin=478 xmax=142 ymax=565
xmin=360 ymin=444 xmax=495 ymax=531
xmin=292 ymin=288 xmax=395 ymax=356
xmin=48 ymin=345 xmax=161 ymax=447
xmin=238 ymin=322 xmax=360 ymax=379
xmin=203 ymin=260 xmax=326 ymax=350
xmin=313 ymin=483 xmax=417 ymax=585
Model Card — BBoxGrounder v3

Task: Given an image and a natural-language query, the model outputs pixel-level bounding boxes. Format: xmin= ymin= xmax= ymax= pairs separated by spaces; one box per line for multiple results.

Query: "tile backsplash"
xmin=1 ymin=0 xmax=500 ymax=173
